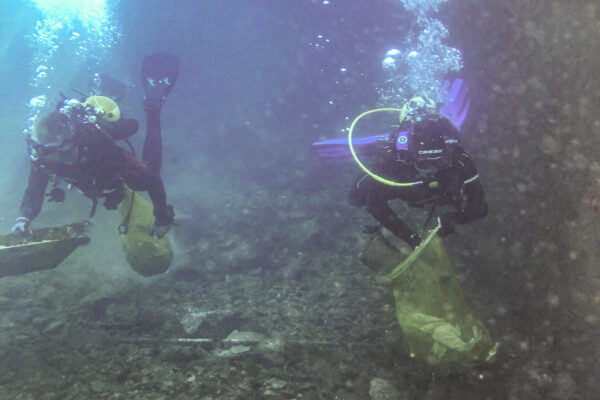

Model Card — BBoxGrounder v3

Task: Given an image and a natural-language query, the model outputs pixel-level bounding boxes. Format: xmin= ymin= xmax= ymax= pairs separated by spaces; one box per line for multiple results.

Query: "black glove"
xmin=11 ymin=217 xmax=32 ymax=235
xmin=151 ymin=205 xmax=175 ymax=238
xmin=151 ymin=222 xmax=172 ymax=239
xmin=103 ymin=187 xmax=124 ymax=210
xmin=46 ymin=187 xmax=66 ymax=202
xmin=438 ymin=214 xmax=455 ymax=237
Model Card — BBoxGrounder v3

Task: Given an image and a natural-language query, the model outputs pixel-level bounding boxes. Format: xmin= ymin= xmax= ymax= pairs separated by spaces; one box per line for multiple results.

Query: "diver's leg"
xmin=140 ymin=53 xmax=180 ymax=174
xmin=143 ymin=109 xmax=162 ymax=174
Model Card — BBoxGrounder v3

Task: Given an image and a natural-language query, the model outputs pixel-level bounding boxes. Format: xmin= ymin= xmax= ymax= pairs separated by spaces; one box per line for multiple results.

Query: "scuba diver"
xmin=347 ymin=111 xmax=488 ymax=249
xmin=10 ymin=53 xmax=180 ymax=238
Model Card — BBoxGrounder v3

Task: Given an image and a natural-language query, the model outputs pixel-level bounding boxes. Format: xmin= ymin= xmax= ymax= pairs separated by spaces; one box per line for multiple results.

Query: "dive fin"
xmin=440 ymin=78 xmax=470 ymax=130
xmin=310 ymin=131 xmax=409 ymax=161
xmin=313 ymin=78 xmax=471 ymax=162
xmin=141 ymin=53 xmax=180 ymax=110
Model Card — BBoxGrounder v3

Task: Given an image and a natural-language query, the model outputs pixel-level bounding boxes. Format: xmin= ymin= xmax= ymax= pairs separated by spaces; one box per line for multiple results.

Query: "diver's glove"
xmin=103 ymin=187 xmax=124 ymax=210
xmin=46 ymin=187 xmax=66 ymax=202
xmin=151 ymin=222 xmax=171 ymax=239
xmin=438 ymin=214 xmax=455 ymax=237
xmin=151 ymin=205 xmax=175 ymax=238
xmin=11 ymin=217 xmax=32 ymax=235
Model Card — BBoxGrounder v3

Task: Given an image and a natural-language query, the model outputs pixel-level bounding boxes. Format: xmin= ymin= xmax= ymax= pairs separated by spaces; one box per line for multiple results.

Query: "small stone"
xmin=549 ymin=372 xmax=577 ymax=400
xmin=43 ymin=320 xmax=64 ymax=335
xmin=267 ymin=378 xmax=287 ymax=390
xmin=90 ymin=380 xmax=105 ymax=393
xmin=215 ymin=345 xmax=251 ymax=357
xmin=225 ymin=330 xmax=264 ymax=344
xmin=369 ymin=378 xmax=399 ymax=400
xmin=540 ymin=135 xmax=560 ymax=155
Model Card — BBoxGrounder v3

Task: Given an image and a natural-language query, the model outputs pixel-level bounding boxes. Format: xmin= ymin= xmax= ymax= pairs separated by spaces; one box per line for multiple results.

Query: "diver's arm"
xmin=139 ymin=173 xmax=175 ymax=238
xmin=448 ymin=152 xmax=488 ymax=225
xmin=19 ymin=163 xmax=49 ymax=222
xmin=457 ymin=178 xmax=488 ymax=223
xmin=146 ymin=174 xmax=172 ymax=223
xmin=366 ymin=196 xmax=421 ymax=248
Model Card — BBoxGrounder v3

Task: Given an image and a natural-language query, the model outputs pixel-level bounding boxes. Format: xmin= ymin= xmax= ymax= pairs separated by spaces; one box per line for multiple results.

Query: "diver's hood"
xmin=31 ymin=111 xmax=72 ymax=147
xmin=409 ymin=115 xmax=458 ymax=162
xmin=31 ymin=130 xmax=64 ymax=147
xmin=29 ymin=134 xmax=80 ymax=166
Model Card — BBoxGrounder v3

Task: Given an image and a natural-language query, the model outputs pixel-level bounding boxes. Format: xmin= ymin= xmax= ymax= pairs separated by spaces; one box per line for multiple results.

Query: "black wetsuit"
xmin=19 ymin=109 xmax=172 ymax=226
xmin=348 ymin=147 xmax=488 ymax=248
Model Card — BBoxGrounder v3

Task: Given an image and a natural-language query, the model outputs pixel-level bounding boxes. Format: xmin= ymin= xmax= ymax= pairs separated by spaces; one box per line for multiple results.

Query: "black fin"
xmin=141 ymin=53 xmax=180 ymax=110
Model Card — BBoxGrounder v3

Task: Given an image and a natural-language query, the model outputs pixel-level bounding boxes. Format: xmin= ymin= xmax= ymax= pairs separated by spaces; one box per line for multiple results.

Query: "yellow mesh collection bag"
xmin=361 ymin=228 xmax=495 ymax=375
xmin=119 ymin=187 xmax=173 ymax=277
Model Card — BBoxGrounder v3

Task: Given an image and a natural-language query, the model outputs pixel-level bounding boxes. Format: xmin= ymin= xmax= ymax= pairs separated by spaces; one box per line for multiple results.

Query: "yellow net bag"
xmin=361 ymin=228 xmax=496 ymax=374
xmin=119 ymin=187 xmax=173 ymax=277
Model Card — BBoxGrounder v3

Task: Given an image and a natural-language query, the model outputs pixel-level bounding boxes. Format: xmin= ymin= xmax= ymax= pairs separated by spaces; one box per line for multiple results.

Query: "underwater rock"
xmin=258 ymin=337 xmax=285 ymax=352
xmin=264 ymin=377 xmax=287 ymax=390
xmin=89 ymin=379 xmax=106 ymax=394
xmin=333 ymin=390 xmax=362 ymax=400
xmin=42 ymin=320 xmax=65 ymax=335
xmin=548 ymin=372 xmax=578 ymax=400
xmin=214 ymin=345 xmax=251 ymax=357
xmin=369 ymin=378 xmax=400 ymax=400
xmin=180 ymin=306 xmax=234 ymax=335
xmin=225 ymin=330 xmax=265 ymax=344
xmin=262 ymin=378 xmax=288 ymax=396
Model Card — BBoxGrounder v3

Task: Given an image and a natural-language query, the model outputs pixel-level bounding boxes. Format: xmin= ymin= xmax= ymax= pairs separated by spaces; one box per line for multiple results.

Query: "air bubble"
xmin=378 ymin=1 xmax=462 ymax=106
xmin=385 ymin=48 xmax=401 ymax=57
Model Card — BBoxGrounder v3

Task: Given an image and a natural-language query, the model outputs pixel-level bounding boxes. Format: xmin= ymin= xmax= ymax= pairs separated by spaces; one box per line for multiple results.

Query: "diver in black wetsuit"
xmin=348 ymin=114 xmax=488 ymax=248
xmin=10 ymin=53 xmax=180 ymax=238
